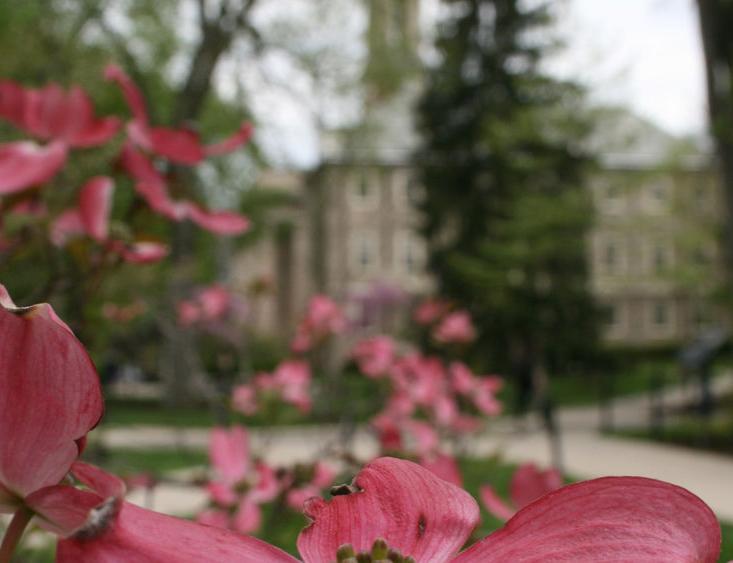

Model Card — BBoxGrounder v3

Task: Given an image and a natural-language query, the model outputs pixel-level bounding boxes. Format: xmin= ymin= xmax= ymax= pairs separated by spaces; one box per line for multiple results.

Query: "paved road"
xmin=94 ymin=373 xmax=733 ymax=521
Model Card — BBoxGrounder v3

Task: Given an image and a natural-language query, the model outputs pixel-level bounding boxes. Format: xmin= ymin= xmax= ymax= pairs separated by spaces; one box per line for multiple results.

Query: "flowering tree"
xmin=0 ymin=69 xmax=251 ymax=347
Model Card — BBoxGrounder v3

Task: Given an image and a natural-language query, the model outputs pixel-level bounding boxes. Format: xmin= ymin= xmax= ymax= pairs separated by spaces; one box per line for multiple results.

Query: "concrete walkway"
xmin=92 ymin=373 xmax=733 ymax=521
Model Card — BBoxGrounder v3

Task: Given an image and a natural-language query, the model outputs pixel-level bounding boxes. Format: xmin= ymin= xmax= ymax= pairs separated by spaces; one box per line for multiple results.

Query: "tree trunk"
xmin=697 ymin=0 xmax=733 ymax=277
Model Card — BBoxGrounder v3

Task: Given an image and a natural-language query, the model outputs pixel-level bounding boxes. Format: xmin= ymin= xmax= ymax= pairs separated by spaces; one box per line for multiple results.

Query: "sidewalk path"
xmin=92 ymin=373 xmax=733 ymax=521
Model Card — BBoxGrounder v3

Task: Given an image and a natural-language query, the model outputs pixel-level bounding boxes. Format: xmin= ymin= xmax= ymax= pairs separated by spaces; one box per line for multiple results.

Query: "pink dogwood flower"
xmin=120 ymin=142 xmax=250 ymax=235
xmin=297 ymin=457 xmax=720 ymax=562
xmin=285 ymin=462 xmax=337 ymax=511
xmin=51 ymin=176 xmax=115 ymax=245
xmin=0 ymin=285 xmax=103 ymax=513
xmin=0 ymin=140 xmax=67 ymax=194
xmin=413 ymin=297 xmax=451 ymax=325
xmin=47 ymin=457 xmax=719 ymax=562
xmin=105 ymin=64 xmax=251 ymax=166
xmin=0 ymin=81 xmax=120 ymax=148
xmin=352 ymin=335 xmax=396 ymax=378
xmin=22 ymin=83 xmax=120 ymax=147
xmin=41 ymin=462 xmax=293 ymax=563
xmin=198 ymin=426 xmax=279 ymax=535
xmin=291 ymin=295 xmax=346 ymax=353
xmin=49 ymin=176 xmax=168 ymax=264
xmin=418 ymin=452 xmax=463 ymax=487
xmin=231 ymin=384 xmax=259 ymax=416
xmin=449 ymin=362 xmax=502 ymax=416
xmin=433 ymin=311 xmax=476 ymax=344
xmin=480 ymin=462 xmax=563 ymax=521
xmin=177 ymin=284 xmax=233 ymax=326
xmin=255 ymin=360 xmax=313 ymax=413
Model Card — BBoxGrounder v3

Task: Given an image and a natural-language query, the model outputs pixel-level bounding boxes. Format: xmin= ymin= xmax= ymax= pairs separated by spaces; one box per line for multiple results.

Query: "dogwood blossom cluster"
xmin=0 ymin=284 xmax=724 ymax=562
xmin=177 ymin=284 xmax=236 ymax=327
xmin=0 ymin=67 xmax=251 ymax=265
xmin=291 ymin=294 xmax=346 ymax=353
xmin=197 ymin=425 xmax=337 ymax=535
xmin=232 ymin=360 xmax=313 ymax=415
xmin=352 ymin=333 xmax=501 ymax=485
xmin=413 ymin=298 xmax=476 ymax=345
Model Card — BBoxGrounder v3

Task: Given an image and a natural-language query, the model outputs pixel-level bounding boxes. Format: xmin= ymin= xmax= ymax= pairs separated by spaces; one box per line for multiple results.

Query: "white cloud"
xmin=547 ymin=0 xmax=706 ymax=135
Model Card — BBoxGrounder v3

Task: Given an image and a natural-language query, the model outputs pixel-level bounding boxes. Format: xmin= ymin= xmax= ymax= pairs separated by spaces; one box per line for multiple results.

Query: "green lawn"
xmin=82 ymin=446 xmax=208 ymax=476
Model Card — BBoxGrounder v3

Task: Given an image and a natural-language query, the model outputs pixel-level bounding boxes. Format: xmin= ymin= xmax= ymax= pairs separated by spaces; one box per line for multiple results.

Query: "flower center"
xmin=336 ymin=538 xmax=416 ymax=563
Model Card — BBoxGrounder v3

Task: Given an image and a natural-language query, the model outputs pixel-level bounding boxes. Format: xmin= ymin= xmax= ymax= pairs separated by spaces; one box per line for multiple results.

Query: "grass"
xmin=81 ymin=446 xmax=208 ymax=476
xmin=6 ymin=454 xmax=733 ymax=561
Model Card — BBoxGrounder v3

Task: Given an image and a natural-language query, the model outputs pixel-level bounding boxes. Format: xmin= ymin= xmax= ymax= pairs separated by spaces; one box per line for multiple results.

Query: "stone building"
xmin=231 ymin=1 xmax=726 ymax=348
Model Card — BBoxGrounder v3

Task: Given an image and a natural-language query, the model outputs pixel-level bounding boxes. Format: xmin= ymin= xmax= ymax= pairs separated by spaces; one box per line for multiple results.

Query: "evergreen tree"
xmin=416 ymin=0 xmax=603 ymax=395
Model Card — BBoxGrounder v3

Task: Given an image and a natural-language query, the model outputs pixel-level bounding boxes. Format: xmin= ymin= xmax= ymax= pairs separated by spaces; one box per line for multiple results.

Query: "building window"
xmin=693 ymin=184 xmax=707 ymax=211
xmin=397 ymin=231 xmax=425 ymax=275
xmin=595 ymin=178 xmax=624 ymax=214
xmin=349 ymin=170 xmax=378 ymax=210
xmin=406 ymin=178 xmax=424 ymax=207
xmin=351 ymin=232 xmax=378 ymax=274
xmin=603 ymin=242 xmax=618 ymax=274
xmin=643 ymin=178 xmax=672 ymax=214
xmin=692 ymin=247 xmax=708 ymax=266
xmin=653 ymin=245 xmax=667 ymax=274
xmin=693 ymin=302 xmax=709 ymax=329
xmin=604 ymin=184 xmax=621 ymax=203
xmin=652 ymin=301 xmax=669 ymax=327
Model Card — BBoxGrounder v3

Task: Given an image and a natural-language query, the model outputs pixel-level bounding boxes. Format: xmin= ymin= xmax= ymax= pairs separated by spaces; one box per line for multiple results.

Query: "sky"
xmin=248 ymin=0 xmax=709 ymax=169
xmin=548 ymin=0 xmax=706 ymax=137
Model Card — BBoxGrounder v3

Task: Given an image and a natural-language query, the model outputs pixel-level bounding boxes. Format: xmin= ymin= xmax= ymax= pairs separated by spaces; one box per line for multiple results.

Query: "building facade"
xmin=231 ymin=0 xmax=726 ymax=347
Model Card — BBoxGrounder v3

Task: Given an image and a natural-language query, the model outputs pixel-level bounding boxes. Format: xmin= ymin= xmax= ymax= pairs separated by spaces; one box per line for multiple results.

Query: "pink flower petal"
xmin=0 ymin=80 xmax=27 ymax=128
xmin=119 ymin=142 xmax=165 ymax=186
xmin=104 ymin=64 xmax=149 ymax=125
xmin=509 ymin=463 xmax=562 ymax=511
xmin=23 ymin=85 xmax=120 ymax=147
xmin=109 ymin=240 xmax=168 ymax=263
xmin=25 ymin=486 xmax=105 ymax=537
xmin=311 ymin=462 xmax=337 ymax=489
xmin=405 ymin=420 xmax=439 ymax=457
xmin=149 ymin=127 xmax=205 ymax=165
xmin=79 ymin=176 xmax=114 ymax=242
xmin=419 ymin=453 xmax=463 ymax=487
xmin=50 ymin=209 xmax=85 ymax=247
xmin=287 ymin=486 xmax=319 ymax=511
xmin=71 ymin=461 xmax=127 ymax=499
xmin=196 ymin=508 xmax=230 ymax=530
xmin=456 ymin=476 xmax=721 ymax=562
xmin=134 ymin=181 xmax=185 ymax=220
xmin=297 ymin=457 xmax=479 ymax=563
xmin=62 ymin=87 xmax=120 ymax=147
xmin=197 ymin=284 xmax=231 ymax=320
xmin=24 ymin=466 xmax=120 ymax=538
xmin=210 ymin=426 xmax=250 ymax=484
xmin=0 ymin=288 xmax=103 ymax=500
xmin=57 ymin=501 xmax=299 ymax=563
xmin=206 ymin=481 xmax=238 ymax=507
xmin=232 ymin=384 xmax=258 ymax=415
xmin=185 ymin=203 xmax=250 ymax=235
xmin=204 ymin=122 xmax=253 ymax=156
xmin=433 ymin=311 xmax=476 ymax=344
xmin=479 ymin=484 xmax=515 ymax=521
xmin=234 ymin=497 xmax=262 ymax=534
xmin=250 ymin=462 xmax=279 ymax=503
xmin=0 ymin=141 xmax=67 ymax=194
